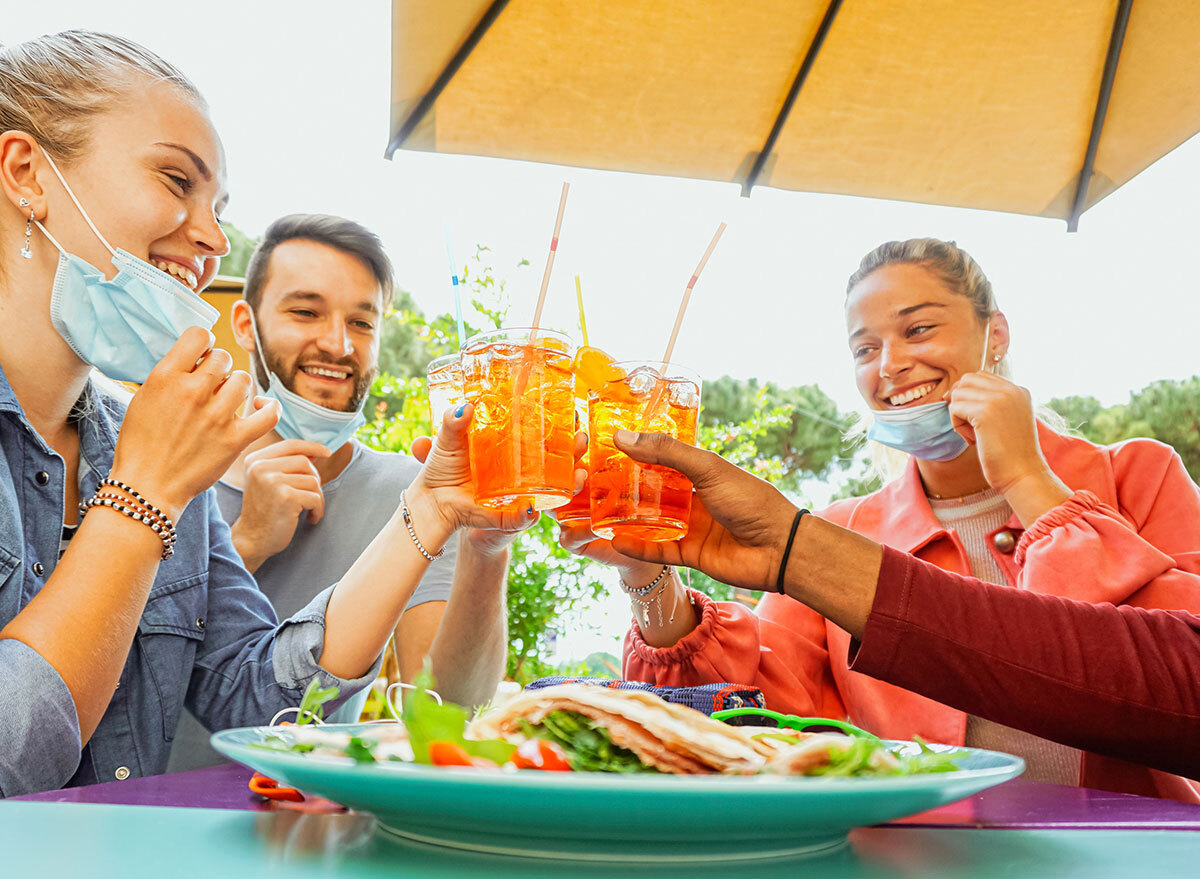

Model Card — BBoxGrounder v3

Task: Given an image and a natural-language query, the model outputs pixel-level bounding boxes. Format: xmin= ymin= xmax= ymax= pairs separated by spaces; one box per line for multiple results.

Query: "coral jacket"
xmin=624 ymin=424 xmax=1200 ymax=801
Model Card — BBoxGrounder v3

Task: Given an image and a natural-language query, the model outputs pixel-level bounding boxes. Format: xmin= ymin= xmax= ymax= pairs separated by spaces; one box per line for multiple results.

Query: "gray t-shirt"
xmin=215 ymin=441 xmax=455 ymax=619
xmin=166 ymin=441 xmax=456 ymax=771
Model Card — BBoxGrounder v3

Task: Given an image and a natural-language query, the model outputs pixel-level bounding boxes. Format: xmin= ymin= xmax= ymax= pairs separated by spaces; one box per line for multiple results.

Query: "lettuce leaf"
xmin=519 ymin=710 xmax=659 ymax=773
xmin=402 ymin=669 xmax=516 ymax=766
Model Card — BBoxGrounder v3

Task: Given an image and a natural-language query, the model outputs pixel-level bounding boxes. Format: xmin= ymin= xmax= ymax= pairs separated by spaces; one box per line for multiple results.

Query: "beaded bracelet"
xmin=619 ymin=565 xmax=671 ymax=597
xmin=400 ymin=491 xmax=446 ymax=562
xmin=88 ymin=492 xmax=177 ymax=546
xmin=98 ymin=478 xmax=170 ymax=524
xmin=81 ymin=496 xmax=175 ymax=560
xmin=79 ymin=476 xmax=177 ymax=561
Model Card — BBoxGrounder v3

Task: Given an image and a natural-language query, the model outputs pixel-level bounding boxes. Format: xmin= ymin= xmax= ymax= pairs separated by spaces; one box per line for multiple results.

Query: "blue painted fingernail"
xmin=454 ymin=405 xmax=465 ymax=418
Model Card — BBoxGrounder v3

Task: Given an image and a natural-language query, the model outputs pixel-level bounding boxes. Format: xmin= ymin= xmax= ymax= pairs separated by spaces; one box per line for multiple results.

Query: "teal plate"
xmin=212 ymin=724 xmax=1024 ymax=863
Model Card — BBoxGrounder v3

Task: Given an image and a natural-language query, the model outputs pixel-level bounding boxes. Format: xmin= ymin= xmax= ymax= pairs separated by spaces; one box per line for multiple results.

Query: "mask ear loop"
xmin=980 ymin=319 xmax=993 ymax=373
xmin=243 ymin=305 xmax=277 ymax=392
xmin=39 ymin=150 xmax=118 ymax=258
xmin=269 ymin=706 xmax=326 ymax=727
xmin=384 ymin=681 xmax=443 ymax=721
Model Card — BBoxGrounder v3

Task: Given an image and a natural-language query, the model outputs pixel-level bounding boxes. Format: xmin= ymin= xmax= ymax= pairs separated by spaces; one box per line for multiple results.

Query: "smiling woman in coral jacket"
xmin=559 ymin=238 xmax=1200 ymax=802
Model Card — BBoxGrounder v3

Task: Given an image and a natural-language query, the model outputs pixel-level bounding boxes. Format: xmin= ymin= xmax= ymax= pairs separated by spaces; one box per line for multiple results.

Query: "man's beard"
xmin=256 ymin=344 xmax=377 ymax=413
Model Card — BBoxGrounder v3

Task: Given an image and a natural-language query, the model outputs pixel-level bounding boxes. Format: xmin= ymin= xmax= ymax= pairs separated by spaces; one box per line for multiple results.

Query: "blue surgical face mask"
xmin=866 ymin=400 xmax=969 ymax=462
xmin=37 ymin=152 xmax=218 ymax=385
xmin=247 ymin=311 xmax=366 ymax=451
xmin=865 ymin=321 xmax=994 ymax=463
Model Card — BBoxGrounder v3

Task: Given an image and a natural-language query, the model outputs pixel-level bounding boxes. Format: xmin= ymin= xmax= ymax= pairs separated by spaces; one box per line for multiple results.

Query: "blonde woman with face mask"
xmin=0 ymin=31 xmax=533 ymax=798
xmin=561 ymin=238 xmax=1200 ymax=802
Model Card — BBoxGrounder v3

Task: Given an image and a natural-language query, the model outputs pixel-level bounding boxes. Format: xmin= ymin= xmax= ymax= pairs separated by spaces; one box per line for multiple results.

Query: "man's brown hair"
xmin=242 ymin=213 xmax=395 ymax=313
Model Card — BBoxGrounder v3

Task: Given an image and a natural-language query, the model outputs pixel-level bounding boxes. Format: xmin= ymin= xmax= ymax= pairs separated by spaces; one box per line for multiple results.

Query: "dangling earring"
xmin=18 ymin=198 xmax=33 ymax=259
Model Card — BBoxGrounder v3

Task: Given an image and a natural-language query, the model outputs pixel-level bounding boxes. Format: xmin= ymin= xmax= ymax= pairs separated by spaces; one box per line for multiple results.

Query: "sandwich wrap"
xmin=468 ymin=683 xmax=773 ymax=774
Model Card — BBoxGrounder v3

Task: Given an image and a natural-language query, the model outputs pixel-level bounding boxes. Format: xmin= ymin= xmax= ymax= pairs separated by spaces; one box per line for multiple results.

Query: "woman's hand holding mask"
xmin=946 ymin=372 xmax=1071 ymax=526
xmin=110 ymin=327 xmax=280 ymax=521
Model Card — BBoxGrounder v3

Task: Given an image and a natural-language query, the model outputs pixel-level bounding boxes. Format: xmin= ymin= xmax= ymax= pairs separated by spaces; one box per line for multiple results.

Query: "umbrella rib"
xmin=385 ymin=0 xmax=513 ymax=159
xmin=1066 ymin=0 xmax=1134 ymax=231
xmin=741 ymin=0 xmax=844 ymax=197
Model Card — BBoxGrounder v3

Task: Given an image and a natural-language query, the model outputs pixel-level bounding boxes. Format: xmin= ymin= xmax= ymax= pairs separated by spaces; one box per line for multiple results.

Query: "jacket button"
xmin=32 ymin=562 xmax=45 ymax=577
xmin=115 ymin=766 xmax=130 ymax=780
xmin=35 ymin=471 xmax=50 ymax=486
xmin=993 ymin=531 xmax=1017 ymax=554
xmin=196 ymin=617 xmax=205 ymax=630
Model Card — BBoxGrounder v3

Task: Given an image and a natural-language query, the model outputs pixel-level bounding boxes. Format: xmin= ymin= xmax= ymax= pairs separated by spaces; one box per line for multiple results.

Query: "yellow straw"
xmin=574 ymin=275 xmax=589 ymax=347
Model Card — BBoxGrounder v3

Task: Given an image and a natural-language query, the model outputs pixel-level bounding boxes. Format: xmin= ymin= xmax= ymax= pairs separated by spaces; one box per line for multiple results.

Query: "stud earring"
xmin=993 ymin=354 xmax=1001 ymax=363
xmin=18 ymin=198 xmax=33 ymax=259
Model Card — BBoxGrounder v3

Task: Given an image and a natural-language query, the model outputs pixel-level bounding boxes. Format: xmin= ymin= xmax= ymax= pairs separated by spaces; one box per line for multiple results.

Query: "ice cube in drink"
xmin=588 ymin=362 xmax=701 ymax=542
xmin=426 ymin=353 xmax=465 ymax=434
xmin=462 ymin=327 xmax=576 ymax=511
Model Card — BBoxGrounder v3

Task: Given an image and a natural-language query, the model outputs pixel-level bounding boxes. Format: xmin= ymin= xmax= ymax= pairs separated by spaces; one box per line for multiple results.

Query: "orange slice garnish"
xmin=572 ymin=346 xmax=621 ymax=400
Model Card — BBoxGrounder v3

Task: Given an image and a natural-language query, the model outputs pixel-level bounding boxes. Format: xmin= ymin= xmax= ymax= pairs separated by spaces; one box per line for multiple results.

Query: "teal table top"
xmin=2 ymin=800 xmax=1196 ymax=878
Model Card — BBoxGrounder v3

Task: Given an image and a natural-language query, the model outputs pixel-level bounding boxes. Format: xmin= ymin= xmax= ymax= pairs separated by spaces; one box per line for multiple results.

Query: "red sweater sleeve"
xmin=1015 ymin=442 xmax=1200 ymax=610
xmin=851 ymin=546 xmax=1200 ymax=781
xmin=622 ymin=591 xmax=846 ymax=718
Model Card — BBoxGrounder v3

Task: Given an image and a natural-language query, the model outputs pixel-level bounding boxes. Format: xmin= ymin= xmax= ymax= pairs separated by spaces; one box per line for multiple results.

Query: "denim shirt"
xmin=0 ymin=368 xmax=381 ymax=797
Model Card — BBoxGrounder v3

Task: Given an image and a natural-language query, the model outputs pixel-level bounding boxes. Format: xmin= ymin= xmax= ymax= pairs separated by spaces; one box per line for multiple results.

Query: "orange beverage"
xmin=426 ymin=353 xmax=464 ymax=433
xmin=588 ymin=361 xmax=701 ymax=541
xmin=554 ymin=401 xmax=592 ymax=527
xmin=462 ymin=327 xmax=576 ymax=510
xmin=555 ymin=346 xmax=619 ymax=529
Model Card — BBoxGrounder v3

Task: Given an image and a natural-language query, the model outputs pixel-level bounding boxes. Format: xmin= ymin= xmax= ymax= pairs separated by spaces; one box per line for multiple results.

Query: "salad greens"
xmin=253 ymin=677 xmax=962 ymax=779
xmin=256 ymin=682 xmax=379 ymax=762
xmin=766 ymin=733 xmax=960 ymax=778
xmin=518 ymin=710 xmax=660 ymax=774
xmin=297 ymin=679 xmax=340 ymax=725
xmin=402 ymin=670 xmax=516 ymax=766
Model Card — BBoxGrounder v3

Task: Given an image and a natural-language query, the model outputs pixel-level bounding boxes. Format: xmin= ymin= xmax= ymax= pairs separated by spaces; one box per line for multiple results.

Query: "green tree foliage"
xmin=217 ymin=221 xmax=258 ymax=278
xmin=504 ymin=516 xmax=605 ymax=683
xmin=1047 ymin=377 xmax=1200 ymax=482
xmin=699 ymin=377 xmax=855 ymax=493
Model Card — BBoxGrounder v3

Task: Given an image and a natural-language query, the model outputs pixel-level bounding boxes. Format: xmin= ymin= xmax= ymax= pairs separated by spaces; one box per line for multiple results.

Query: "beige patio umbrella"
xmin=386 ymin=0 xmax=1200 ymax=230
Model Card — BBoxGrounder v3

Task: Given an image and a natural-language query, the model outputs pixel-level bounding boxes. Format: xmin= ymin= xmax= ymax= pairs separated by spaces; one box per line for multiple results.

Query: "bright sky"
xmin=14 ymin=0 xmax=1200 ymax=420
xmin=13 ymin=3 xmax=1200 ymax=658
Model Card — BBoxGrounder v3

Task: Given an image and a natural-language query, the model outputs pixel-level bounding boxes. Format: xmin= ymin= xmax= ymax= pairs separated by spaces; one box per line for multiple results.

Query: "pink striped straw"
xmin=638 ymin=221 xmax=727 ymax=430
xmin=660 ymin=222 xmax=727 ymax=366
xmin=530 ymin=182 xmax=570 ymax=332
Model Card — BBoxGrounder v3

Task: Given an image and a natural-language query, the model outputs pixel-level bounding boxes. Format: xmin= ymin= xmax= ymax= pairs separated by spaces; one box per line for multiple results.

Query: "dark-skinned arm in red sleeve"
xmin=607 ymin=429 xmax=1200 ymax=782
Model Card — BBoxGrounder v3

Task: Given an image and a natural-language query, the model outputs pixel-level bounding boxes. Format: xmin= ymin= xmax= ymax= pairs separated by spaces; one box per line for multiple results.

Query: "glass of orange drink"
xmin=425 ymin=353 xmax=465 ymax=434
xmin=588 ymin=361 xmax=701 ymax=541
xmin=554 ymin=346 xmax=617 ymax=530
xmin=461 ymin=327 xmax=576 ymax=510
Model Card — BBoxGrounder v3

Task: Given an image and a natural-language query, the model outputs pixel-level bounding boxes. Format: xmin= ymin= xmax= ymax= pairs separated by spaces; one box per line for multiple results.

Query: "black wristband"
xmin=775 ymin=508 xmax=810 ymax=594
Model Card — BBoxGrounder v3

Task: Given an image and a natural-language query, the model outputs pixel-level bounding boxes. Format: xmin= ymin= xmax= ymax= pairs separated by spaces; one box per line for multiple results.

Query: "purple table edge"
xmin=10 ymin=760 xmax=1200 ymax=831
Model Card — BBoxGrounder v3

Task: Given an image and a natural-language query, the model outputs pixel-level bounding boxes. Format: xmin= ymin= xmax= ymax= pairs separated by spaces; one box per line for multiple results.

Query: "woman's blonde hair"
xmin=0 ymin=30 xmax=204 ymax=166
xmin=1 ymin=32 xmax=203 ymax=415
xmin=844 ymin=238 xmax=1018 ymax=485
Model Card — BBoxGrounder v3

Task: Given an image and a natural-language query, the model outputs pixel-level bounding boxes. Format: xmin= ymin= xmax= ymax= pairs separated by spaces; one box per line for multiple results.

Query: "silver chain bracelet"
xmin=620 ymin=565 xmax=692 ymax=629
xmin=400 ymin=490 xmax=445 ymax=562
xmin=620 ymin=565 xmax=671 ymax=597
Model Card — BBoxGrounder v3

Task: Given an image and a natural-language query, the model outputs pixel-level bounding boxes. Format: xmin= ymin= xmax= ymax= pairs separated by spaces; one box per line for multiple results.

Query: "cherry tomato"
xmin=511 ymin=739 xmax=573 ymax=772
xmin=428 ymin=741 xmax=474 ymax=767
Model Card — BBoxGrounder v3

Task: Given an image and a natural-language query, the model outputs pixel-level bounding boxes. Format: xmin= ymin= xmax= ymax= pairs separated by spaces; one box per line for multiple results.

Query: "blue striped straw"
xmin=444 ymin=231 xmax=466 ymax=349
